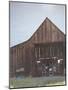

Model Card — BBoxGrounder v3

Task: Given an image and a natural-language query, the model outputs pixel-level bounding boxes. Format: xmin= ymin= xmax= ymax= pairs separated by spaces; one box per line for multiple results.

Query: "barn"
xmin=10 ymin=17 xmax=66 ymax=77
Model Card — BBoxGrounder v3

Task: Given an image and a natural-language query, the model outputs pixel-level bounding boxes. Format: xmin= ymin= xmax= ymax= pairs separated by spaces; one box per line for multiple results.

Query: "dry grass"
xmin=10 ymin=76 xmax=65 ymax=88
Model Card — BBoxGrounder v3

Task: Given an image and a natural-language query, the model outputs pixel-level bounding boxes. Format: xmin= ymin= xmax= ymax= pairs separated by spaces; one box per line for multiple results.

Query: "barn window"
xmin=36 ymin=61 xmax=40 ymax=64
xmin=16 ymin=67 xmax=24 ymax=72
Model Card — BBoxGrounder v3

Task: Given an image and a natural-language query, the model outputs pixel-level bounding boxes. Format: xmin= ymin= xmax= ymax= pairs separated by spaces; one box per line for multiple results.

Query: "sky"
xmin=10 ymin=2 xmax=65 ymax=47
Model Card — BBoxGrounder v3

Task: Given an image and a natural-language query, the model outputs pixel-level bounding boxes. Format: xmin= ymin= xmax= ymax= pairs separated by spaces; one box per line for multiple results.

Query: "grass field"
xmin=10 ymin=76 xmax=65 ymax=88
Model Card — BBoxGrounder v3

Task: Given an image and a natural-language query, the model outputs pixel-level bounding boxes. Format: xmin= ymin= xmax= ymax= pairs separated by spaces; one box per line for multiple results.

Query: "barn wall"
xmin=10 ymin=18 xmax=65 ymax=77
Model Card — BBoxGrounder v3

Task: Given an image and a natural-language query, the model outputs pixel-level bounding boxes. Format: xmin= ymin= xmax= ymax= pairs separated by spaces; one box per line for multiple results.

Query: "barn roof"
xmin=11 ymin=17 xmax=65 ymax=48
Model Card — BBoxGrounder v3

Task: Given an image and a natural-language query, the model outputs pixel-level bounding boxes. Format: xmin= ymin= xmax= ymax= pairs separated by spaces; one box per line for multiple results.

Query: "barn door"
xmin=34 ymin=46 xmax=50 ymax=76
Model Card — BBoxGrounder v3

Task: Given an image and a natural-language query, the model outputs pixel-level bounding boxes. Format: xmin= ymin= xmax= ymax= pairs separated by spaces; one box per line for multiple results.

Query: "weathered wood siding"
xmin=10 ymin=17 xmax=65 ymax=77
xmin=29 ymin=18 xmax=65 ymax=44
